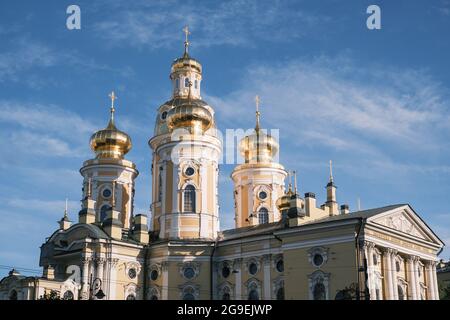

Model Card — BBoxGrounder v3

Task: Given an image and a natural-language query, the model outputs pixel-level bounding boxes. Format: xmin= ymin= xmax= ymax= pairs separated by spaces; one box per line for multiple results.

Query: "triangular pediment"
xmin=368 ymin=205 xmax=442 ymax=245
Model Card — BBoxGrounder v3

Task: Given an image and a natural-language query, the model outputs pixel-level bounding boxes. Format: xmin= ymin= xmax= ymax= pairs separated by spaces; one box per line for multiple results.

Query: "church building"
xmin=0 ymin=29 xmax=444 ymax=300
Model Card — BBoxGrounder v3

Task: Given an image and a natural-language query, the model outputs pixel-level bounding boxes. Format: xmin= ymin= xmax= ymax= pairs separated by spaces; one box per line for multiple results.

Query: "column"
xmin=96 ymin=258 xmax=105 ymax=284
xmin=81 ymin=257 xmax=90 ymax=300
xmin=263 ymin=255 xmax=272 ymax=300
xmin=407 ymin=256 xmax=417 ymax=300
xmin=425 ymin=261 xmax=434 ymax=300
xmin=365 ymin=242 xmax=376 ymax=300
xmin=390 ymin=250 xmax=399 ymax=299
xmin=107 ymin=258 xmax=119 ymax=300
xmin=433 ymin=262 xmax=440 ymax=300
xmin=382 ymin=249 xmax=394 ymax=299
xmin=161 ymin=261 xmax=169 ymax=300
xmin=412 ymin=257 xmax=421 ymax=300
xmin=233 ymin=258 xmax=242 ymax=300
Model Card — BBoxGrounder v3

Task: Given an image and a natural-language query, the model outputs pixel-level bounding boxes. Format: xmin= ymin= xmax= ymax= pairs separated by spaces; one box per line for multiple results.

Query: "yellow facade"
xmin=0 ymin=31 xmax=445 ymax=301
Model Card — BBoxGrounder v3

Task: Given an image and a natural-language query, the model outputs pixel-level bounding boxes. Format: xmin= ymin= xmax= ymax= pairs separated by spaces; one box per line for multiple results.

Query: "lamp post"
xmin=89 ymin=276 xmax=106 ymax=300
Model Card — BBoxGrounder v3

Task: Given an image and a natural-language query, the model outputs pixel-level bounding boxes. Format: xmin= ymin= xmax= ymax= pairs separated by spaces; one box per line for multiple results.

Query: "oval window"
xmin=249 ymin=262 xmax=258 ymax=275
xmin=183 ymin=267 xmax=195 ymax=279
xmin=313 ymin=254 xmax=324 ymax=267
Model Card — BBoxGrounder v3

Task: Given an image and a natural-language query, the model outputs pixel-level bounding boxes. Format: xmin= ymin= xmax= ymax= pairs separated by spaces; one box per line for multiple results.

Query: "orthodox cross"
xmin=183 ymin=25 xmax=190 ymax=55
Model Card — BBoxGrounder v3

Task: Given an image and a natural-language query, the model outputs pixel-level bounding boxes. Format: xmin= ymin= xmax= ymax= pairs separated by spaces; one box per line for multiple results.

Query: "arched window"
xmin=183 ymin=185 xmax=196 ymax=213
xmin=158 ymin=173 xmax=163 ymax=202
xmin=100 ymin=204 xmax=111 ymax=222
xmin=397 ymin=285 xmax=405 ymax=300
xmin=313 ymin=283 xmax=326 ymax=300
xmin=150 ymin=295 xmax=158 ymax=300
xmin=222 ymin=292 xmax=230 ymax=300
xmin=126 ymin=294 xmax=136 ymax=300
xmin=176 ymin=79 xmax=179 ymax=88
xmin=184 ymin=78 xmax=190 ymax=87
xmin=276 ymin=287 xmax=285 ymax=300
xmin=248 ymin=289 xmax=259 ymax=300
xmin=258 ymin=207 xmax=269 ymax=224
xmin=9 ymin=290 xmax=17 ymax=300
xmin=194 ymin=80 xmax=198 ymax=89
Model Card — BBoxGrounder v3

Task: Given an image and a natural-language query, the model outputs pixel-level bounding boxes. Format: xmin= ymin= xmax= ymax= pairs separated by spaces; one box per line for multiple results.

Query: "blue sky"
xmin=1 ymin=0 xmax=450 ymax=277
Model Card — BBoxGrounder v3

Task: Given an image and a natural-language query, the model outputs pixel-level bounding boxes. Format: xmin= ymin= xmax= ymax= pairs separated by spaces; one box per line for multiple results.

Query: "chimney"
xmin=340 ymin=204 xmax=350 ymax=215
xmin=133 ymin=214 xmax=149 ymax=244
xmin=304 ymin=192 xmax=316 ymax=217
xmin=43 ymin=265 xmax=55 ymax=280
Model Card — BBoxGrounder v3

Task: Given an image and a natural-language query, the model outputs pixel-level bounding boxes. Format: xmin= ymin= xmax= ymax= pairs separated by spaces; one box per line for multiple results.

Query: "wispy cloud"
xmin=93 ymin=0 xmax=328 ymax=50
xmin=0 ymin=36 xmax=134 ymax=87
xmin=207 ymin=55 xmax=450 ymax=177
xmin=0 ymin=101 xmax=97 ymax=159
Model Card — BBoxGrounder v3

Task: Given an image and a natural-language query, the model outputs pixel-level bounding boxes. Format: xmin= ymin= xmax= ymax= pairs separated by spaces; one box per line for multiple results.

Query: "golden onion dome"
xmin=89 ymin=92 xmax=132 ymax=159
xmin=170 ymin=54 xmax=202 ymax=76
xmin=276 ymin=188 xmax=294 ymax=212
xmin=239 ymin=96 xmax=279 ymax=163
xmin=239 ymin=129 xmax=279 ymax=163
xmin=166 ymin=98 xmax=213 ymax=132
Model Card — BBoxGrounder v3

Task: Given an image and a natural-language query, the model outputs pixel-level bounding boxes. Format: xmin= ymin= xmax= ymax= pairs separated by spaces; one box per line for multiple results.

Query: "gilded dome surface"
xmin=239 ymin=129 xmax=279 ymax=163
xmin=90 ymin=120 xmax=132 ymax=159
xmin=90 ymin=92 xmax=132 ymax=159
xmin=166 ymin=98 xmax=213 ymax=132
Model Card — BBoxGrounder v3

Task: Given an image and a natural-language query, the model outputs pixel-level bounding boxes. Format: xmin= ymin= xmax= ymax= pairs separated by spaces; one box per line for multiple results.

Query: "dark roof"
xmin=219 ymin=204 xmax=407 ymax=240
xmin=301 ymin=204 xmax=407 ymax=226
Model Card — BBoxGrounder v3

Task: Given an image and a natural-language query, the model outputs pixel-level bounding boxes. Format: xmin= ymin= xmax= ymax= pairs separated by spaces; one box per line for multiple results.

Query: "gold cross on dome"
xmin=109 ymin=91 xmax=117 ymax=109
xmin=255 ymin=95 xmax=261 ymax=130
xmin=183 ymin=26 xmax=190 ymax=43
xmin=183 ymin=25 xmax=191 ymax=55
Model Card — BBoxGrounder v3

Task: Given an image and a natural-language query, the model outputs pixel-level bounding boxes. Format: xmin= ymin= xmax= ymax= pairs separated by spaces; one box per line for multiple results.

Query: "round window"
xmin=222 ymin=265 xmax=230 ymax=278
xmin=185 ymin=167 xmax=195 ymax=176
xmin=161 ymin=111 xmax=168 ymax=120
xmin=313 ymin=254 xmax=324 ymax=267
xmin=249 ymin=262 xmax=258 ymax=275
xmin=128 ymin=268 xmax=137 ymax=279
xmin=150 ymin=269 xmax=158 ymax=281
xmin=258 ymin=191 xmax=267 ymax=200
xmin=183 ymin=267 xmax=195 ymax=279
xmin=276 ymin=259 xmax=284 ymax=273
xmin=102 ymin=189 xmax=112 ymax=198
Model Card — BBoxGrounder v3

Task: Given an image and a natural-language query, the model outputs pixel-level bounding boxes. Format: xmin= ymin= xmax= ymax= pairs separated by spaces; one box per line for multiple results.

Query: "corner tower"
xmin=231 ymin=96 xmax=287 ymax=228
xmin=149 ymin=27 xmax=221 ymax=240
xmin=79 ymin=92 xmax=139 ymax=236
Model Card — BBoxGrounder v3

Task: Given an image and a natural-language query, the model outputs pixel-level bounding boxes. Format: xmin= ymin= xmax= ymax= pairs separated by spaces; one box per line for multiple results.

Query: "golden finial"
xmin=183 ymin=25 xmax=190 ymax=56
xmin=329 ymin=160 xmax=333 ymax=182
xmin=255 ymin=95 xmax=261 ymax=131
xmin=108 ymin=91 xmax=117 ymax=125
xmin=64 ymin=198 xmax=68 ymax=218
xmin=293 ymin=170 xmax=298 ymax=194
xmin=287 ymin=170 xmax=293 ymax=193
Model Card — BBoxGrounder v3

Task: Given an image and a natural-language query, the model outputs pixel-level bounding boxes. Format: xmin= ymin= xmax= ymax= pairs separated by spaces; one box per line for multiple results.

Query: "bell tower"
xmin=231 ymin=96 xmax=287 ymax=228
xmin=79 ymin=92 xmax=139 ymax=236
xmin=149 ymin=27 xmax=221 ymax=240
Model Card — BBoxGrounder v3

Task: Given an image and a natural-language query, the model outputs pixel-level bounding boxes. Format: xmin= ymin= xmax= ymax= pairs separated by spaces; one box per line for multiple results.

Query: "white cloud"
xmin=207 ymin=56 xmax=450 ymax=171
xmin=93 ymin=0 xmax=327 ymax=50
